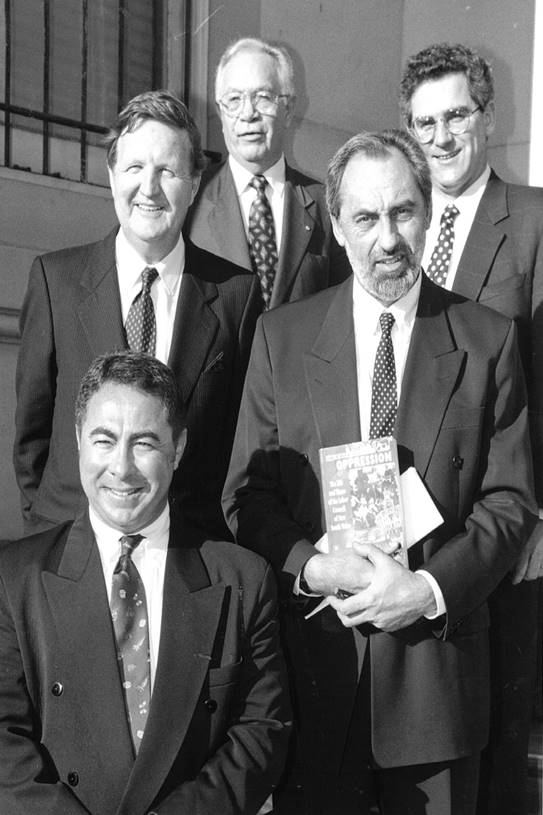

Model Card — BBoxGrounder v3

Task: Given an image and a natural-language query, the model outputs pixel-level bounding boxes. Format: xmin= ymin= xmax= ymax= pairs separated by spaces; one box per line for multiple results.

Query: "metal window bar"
xmin=1 ymin=0 xmax=163 ymax=185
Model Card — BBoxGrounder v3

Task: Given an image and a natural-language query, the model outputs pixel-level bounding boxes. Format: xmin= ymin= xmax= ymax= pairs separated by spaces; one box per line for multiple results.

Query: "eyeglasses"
xmin=218 ymin=90 xmax=289 ymax=117
xmin=411 ymin=106 xmax=481 ymax=143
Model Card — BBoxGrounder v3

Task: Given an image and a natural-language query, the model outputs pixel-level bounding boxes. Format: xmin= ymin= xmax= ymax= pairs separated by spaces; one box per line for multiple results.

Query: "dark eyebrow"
xmin=131 ymin=432 xmax=161 ymax=443
xmin=90 ymin=427 xmax=116 ymax=439
xmin=89 ymin=428 xmax=161 ymax=443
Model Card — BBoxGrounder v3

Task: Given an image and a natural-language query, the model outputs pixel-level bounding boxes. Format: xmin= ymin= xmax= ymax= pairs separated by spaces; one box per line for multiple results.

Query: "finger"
xmin=511 ymin=551 xmax=529 ymax=585
xmin=352 ymin=541 xmax=386 ymax=563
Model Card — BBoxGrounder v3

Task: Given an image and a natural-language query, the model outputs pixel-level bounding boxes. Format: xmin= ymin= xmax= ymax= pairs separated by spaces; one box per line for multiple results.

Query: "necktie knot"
xmin=441 ymin=203 xmax=459 ymax=227
xmin=141 ymin=266 xmax=158 ymax=292
xmin=116 ymin=534 xmax=144 ymax=572
xmin=119 ymin=533 xmax=143 ymax=557
xmin=379 ymin=312 xmax=395 ymax=337
xmin=249 ymin=174 xmax=268 ymax=195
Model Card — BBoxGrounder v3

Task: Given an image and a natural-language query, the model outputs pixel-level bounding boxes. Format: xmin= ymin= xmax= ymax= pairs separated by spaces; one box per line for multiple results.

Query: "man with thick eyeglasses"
xmin=400 ymin=42 xmax=543 ymax=815
xmin=186 ymin=37 xmax=349 ymax=310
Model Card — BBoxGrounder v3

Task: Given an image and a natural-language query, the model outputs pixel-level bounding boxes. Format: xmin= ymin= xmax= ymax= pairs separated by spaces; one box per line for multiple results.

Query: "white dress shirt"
xmin=115 ymin=229 xmax=185 ymax=364
xmin=352 ymin=273 xmax=445 ymax=616
xmin=422 ymin=165 xmax=491 ymax=288
xmin=90 ymin=503 xmax=170 ymax=691
xmin=228 ymin=154 xmax=286 ymax=252
xmin=353 ymin=273 xmax=420 ymax=440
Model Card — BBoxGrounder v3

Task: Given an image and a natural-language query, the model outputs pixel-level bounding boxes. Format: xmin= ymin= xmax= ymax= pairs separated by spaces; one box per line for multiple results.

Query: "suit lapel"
xmin=77 ymin=229 xmax=127 ymax=356
xmin=42 ymin=513 xmax=134 ymax=806
xmin=168 ymin=242 xmax=220 ymax=405
xmin=304 ymin=279 xmax=361 ymax=448
xmin=120 ymin=521 xmax=227 ymax=814
xmin=396 ymin=276 xmax=465 ymax=476
xmin=271 ymin=169 xmax=316 ymax=308
xmin=453 ymin=171 xmax=507 ymax=301
xmin=203 ymin=164 xmax=252 ymax=270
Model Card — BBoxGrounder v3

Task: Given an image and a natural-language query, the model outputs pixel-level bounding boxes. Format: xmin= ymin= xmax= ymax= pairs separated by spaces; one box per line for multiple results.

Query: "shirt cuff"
xmin=416 ymin=569 xmax=446 ymax=618
xmin=538 ymin=508 xmax=543 ymax=520
xmin=294 ymin=556 xmax=321 ymax=596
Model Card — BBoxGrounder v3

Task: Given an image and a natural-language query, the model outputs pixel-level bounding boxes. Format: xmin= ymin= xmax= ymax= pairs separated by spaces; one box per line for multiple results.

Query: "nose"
xmin=108 ymin=442 xmax=136 ymax=480
xmin=378 ymin=216 xmax=399 ymax=253
xmin=432 ymin=117 xmax=455 ymax=148
xmin=238 ymin=93 xmax=259 ymax=120
xmin=139 ymin=166 xmax=160 ymax=198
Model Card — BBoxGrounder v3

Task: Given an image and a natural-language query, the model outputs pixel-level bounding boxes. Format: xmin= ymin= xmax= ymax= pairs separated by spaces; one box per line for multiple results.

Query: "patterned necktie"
xmin=248 ymin=175 xmax=278 ymax=309
xmin=369 ymin=313 xmax=397 ymax=439
xmin=110 ymin=534 xmax=150 ymax=754
xmin=125 ymin=267 xmax=159 ymax=355
xmin=426 ymin=204 xmax=459 ymax=287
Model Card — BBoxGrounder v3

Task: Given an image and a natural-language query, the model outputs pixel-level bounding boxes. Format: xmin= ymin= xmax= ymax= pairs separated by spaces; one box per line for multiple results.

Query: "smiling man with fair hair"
xmin=186 ymin=37 xmax=349 ymax=310
xmin=14 ymin=90 xmax=262 ymax=541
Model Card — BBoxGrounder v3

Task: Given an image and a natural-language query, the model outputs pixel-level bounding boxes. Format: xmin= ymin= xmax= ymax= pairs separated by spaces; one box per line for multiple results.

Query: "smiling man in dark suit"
xmin=0 ymin=351 xmax=290 ymax=815
xmin=224 ymin=130 xmax=536 ymax=815
xmin=400 ymin=43 xmax=543 ymax=815
xmin=14 ymin=89 xmax=262 ymax=539
xmin=186 ymin=37 xmax=349 ymax=310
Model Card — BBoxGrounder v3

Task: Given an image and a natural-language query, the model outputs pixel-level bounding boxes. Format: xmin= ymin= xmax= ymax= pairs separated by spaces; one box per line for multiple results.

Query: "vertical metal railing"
xmin=1 ymin=0 xmax=167 ymax=184
xmin=3 ymin=0 xmax=12 ymax=167
xmin=42 ymin=0 xmax=50 ymax=175
xmin=80 ymin=0 xmax=88 ymax=182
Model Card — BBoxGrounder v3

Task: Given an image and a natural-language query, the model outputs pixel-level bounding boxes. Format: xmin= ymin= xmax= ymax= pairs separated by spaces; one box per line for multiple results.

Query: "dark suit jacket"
xmin=452 ymin=170 xmax=543 ymax=501
xmin=223 ymin=274 xmax=536 ymax=772
xmin=13 ymin=230 xmax=262 ymax=536
xmin=185 ymin=161 xmax=350 ymax=308
xmin=0 ymin=511 xmax=291 ymax=815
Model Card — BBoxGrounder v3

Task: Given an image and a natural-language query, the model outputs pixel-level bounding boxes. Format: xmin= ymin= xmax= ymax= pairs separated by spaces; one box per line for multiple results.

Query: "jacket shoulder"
xmin=0 ymin=523 xmax=72 ymax=586
xmin=36 ymin=230 xmax=117 ymax=268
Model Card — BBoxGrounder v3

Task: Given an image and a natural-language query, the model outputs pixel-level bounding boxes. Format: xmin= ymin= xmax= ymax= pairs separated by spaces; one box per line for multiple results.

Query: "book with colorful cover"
xmin=319 ymin=436 xmax=407 ymax=566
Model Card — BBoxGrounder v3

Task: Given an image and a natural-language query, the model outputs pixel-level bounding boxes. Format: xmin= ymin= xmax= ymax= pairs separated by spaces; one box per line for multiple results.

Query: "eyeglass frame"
xmin=410 ymin=105 xmax=482 ymax=144
xmin=217 ymin=89 xmax=291 ymax=117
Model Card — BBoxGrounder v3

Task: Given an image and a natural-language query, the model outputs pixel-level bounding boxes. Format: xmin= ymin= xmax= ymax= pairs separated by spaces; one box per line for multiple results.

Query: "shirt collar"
xmin=353 ymin=270 xmax=422 ymax=334
xmin=432 ymin=164 xmax=491 ymax=211
xmin=228 ymin=153 xmax=286 ymax=198
xmin=89 ymin=502 xmax=171 ymax=559
xmin=115 ymin=229 xmax=186 ymax=295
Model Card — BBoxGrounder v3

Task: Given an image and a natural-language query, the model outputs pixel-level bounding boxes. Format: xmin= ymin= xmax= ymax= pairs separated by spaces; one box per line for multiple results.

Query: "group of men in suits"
xmin=3 ymin=34 xmax=542 ymax=815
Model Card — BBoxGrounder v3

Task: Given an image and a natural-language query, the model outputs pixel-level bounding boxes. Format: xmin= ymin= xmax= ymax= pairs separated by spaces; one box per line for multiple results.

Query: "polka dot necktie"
xmin=248 ymin=175 xmax=278 ymax=309
xmin=125 ymin=267 xmax=159 ymax=355
xmin=426 ymin=204 xmax=459 ymax=287
xmin=110 ymin=534 xmax=150 ymax=754
xmin=369 ymin=313 xmax=397 ymax=439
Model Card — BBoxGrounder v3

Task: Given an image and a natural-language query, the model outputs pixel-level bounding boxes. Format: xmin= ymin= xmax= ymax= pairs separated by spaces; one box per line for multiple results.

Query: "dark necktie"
xmin=369 ymin=312 xmax=397 ymax=439
xmin=426 ymin=204 xmax=459 ymax=287
xmin=110 ymin=534 xmax=150 ymax=754
xmin=248 ymin=175 xmax=278 ymax=309
xmin=125 ymin=267 xmax=159 ymax=355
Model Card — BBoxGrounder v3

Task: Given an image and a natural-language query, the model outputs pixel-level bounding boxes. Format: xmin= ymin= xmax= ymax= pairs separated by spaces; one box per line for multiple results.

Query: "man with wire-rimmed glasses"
xmin=186 ymin=37 xmax=349 ymax=310
xmin=400 ymin=42 xmax=543 ymax=815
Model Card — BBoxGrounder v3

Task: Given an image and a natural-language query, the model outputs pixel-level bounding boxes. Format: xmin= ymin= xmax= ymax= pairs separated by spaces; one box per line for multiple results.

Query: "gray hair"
xmin=326 ymin=129 xmax=432 ymax=220
xmin=215 ymin=37 xmax=295 ymax=99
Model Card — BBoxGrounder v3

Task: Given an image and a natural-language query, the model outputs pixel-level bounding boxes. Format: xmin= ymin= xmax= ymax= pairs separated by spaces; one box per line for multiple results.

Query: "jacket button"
xmin=299 ymin=453 xmax=309 ymax=466
xmin=67 ymin=771 xmax=79 ymax=787
xmin=303 ymin=520 xmax=314 ymax=532
xmin=204 ymin=698 xmax=218 ymax=713
xmin=51 ymin=682 xmax=63 ymax=697
xmin=452 ymin=455 xmax=464 ymax=469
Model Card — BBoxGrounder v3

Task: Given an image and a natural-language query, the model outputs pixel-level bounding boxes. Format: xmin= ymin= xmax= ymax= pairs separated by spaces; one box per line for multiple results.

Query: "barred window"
xmin=1 ymin=0 xmax=167 ymax=186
